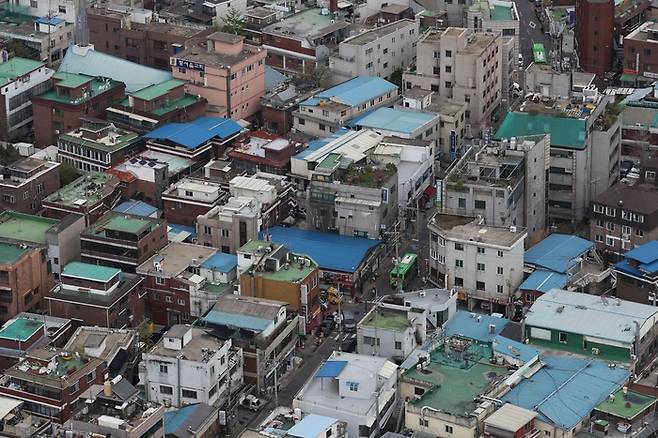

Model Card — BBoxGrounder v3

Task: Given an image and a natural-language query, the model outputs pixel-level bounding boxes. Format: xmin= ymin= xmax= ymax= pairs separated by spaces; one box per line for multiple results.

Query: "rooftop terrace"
xmin=263 ymin=8 xmax=350 ymax=40
xmin=0 ymin=57 xmax=45 ymax=86
xmin=362 ymin=307 xmax=411 ymax=331
xmin=0 ymin=318 xmax=44 ymax=342
xmin=59 ymin=125 xmax=141 ymax=153
xmin=44 ymin=172 xmax=116 ymax=207
xmin=0 ymin=211 xmax=58 ymax=244
xmin=37 ymin=73 xmax=122 ymax=105
xmin=341 ymin=163 xmax=397 ymax=188
xmin=595 ymin=388 xmax=657 ymax=421
xmin=249 ymin=254 xmax=316 ymax=283
xmin=0 ymin=242 xmax=28 ymax=264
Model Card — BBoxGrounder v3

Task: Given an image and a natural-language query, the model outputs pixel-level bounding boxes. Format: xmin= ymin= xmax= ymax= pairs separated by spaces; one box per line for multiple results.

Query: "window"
xmin=476 ymin=281 xmax=485 ymax=291
xmin=605 ymin=207 xmax=616 ymax=217
xmin=160 ymin=385 xmax=173 ymax=395
xmin=595 ymin=234 xmax=603 ymax=243
xmin=455 ymin=243 xmax=464 ymax=251
xmin=606 ymin=236 xmax=614 ymax=247
xmin=439 ymin=236 xmax=445 ymax=247
xmin=438 ymin=254 xmax=445 ymax=264
xmin=477 ymin=263 xmax=485 ymax=271
xmin=606 ymin=222 xmax=615 ymax=231
xmin=446 ymin=426 xmax=454 ymax=434
xmin=445 ymin=65 xmax=452 ymax=73
xmin=87 ymin=370 xmax=96 ymax=383
xmin=319 ymin=124 xmax=326 ymax=131
xmin=559 ymin=332 xmax=568 ymax=343
xmin=30 ymin=0 xmax=38 ymax=7
xmin=58 ymin=4 xmax=66 ymax=12
xmin=326 ymin=430 xmax=332 ymax=438
xmin=155 ymin=277 xmax=165 ymax=285
xmin=497 ymin=250 xmax=504 ymax=257
xmin=497 ymin=267 xmax=503 ymax=275
xmin=395 ymin=341 xmax=402 ymax=350
xmin=363 ymin=336 xmax=380 ymax=346
xmin=593 ymin=204 xmax=604 ymax=214
xmin=419 ymin=418 xmax=429 ymax=427
xmin=221 ymin=229 xmax=230 ymax=238
xmin=177 ymin=298 xmax=185 ymax=305
xmin=445 ymin=50 xmax=452 ymax=57
xmin=455 ymin=259 xmax=464 ymax=268
xmin=595 ymin=219 xmax=604 ymax=227
xmin=458 ymin=198 xmax=466 ymax=208
xmin=646 ymin=171 xmax=656 ymax=179
xmin=622 ymin=225 xmax=632 ymax=235
xmin=445 ymin=81 xmax=452 ymax=88
xmin=497 ymin=285 xmax=504 ymax=294
xmin=182 ymin=389 xmax=197 ymax=399
xmin=204 ymin=225 xmax=212 ymax=235
xmin=454 ymin=277 xmax=464 ymax=287
xmin=474 ymin=200 xmax=486 ymax=209
xmin=477 ymin=247 xmax=485 ymax=254
xmin=165 ymin=296 xmax=173 ymax=303
xmin=636 ymin=229 xmax=644 ymax=237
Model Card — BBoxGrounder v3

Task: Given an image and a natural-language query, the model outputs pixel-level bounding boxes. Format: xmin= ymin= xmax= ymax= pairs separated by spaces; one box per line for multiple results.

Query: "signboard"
xmin=449 ymin=130 xmax=458 ymax=161
xmin=175 ymin=58 xmax=205 ymax=72
xmin=435 ymin=178 xmax=443 ymax=208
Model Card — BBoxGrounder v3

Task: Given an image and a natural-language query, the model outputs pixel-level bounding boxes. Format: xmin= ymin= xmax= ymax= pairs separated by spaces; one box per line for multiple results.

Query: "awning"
xmin=424 ymin=185 xmax=437 ymax=197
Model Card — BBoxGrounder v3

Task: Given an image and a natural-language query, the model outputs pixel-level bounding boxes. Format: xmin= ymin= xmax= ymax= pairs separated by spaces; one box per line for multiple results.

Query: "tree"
xmin=389 ymin=68 xmax=403 ymax=88
xmin=305 ymin=64 xmax=331 ymax=89
xmin=0 ymin=145 xmax=20 ymax=166
xmin=59 ymin=163 xmax=80 ymax=187
xmin=222 ymin=7 xmax=246 ymax=35
xmin=5 ymin=40 xmax=35 ymax=60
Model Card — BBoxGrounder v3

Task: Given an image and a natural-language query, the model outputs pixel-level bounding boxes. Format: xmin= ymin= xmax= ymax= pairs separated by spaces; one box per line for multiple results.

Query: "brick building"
xmin=228 ymin=131 xmax=296 ymax=175
xmin=161 ymin=177 xmax=228 ymax=227
xmin=32 ymin=72 xmax=126 ymax=147
xmin=80 ymin=211 xmax=168 ymax=273
xmin=0 ymin=158 xmax=60 ymax=214
xmin=575 ymin=0 xmax=615 ymax=75
xmin=45 ymin=261 xmax=144 ymax=328
xmin=624 ymin=21 xmax=658 ymax=82
xmin=0 ymin=242 xmax=53 ymax=323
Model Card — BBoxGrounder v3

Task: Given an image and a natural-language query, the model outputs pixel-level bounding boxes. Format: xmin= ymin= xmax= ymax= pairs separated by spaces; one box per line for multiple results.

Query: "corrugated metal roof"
xmin=624 ymin=240 xmax=658 ymax=264
xmin=145 ymin=117 xmax=241 ymax=149
xmin=316 ymin=360 xmax=348 ymax=377
xmin=519 ymin=270 xmax=568 ymax=292
xmin=301 ymin=76 xmax=397 ymax=107
xmin=352 ymin=107 xmax=437 ymax=134
xmin=287 ymin=415 xmax=338 ymax=438
xmin=495 ymin=112 xmax=587 ymax=150
xmin=501 ymin=356 xmax=630 ymax=430
xmin=203 ymin=310 xmax=272 ymax=332
xmin=265 ymin=66 xmax=288 ymax=92
xmin=525 ymin=289 xmax=658 ymax=344
xmin=492 ymin=335 xmax=538 ymax=363
xmin=443 ymin=310 xmax=506 ymax=343
xmin=485 ymin=404 xmax=537 ymax=432
xmin=164 ymin=403 xmax=216 ymax=436
xmin=0 ymin=396 xmax=22 ymax=419
xmin=113 ymin=200 xmax=159 ymax=218
xmin=524 ymin=234 xmax=593 ymax=274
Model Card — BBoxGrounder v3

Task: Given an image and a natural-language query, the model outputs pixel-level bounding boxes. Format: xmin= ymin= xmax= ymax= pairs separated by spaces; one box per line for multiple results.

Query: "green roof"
xmin=595 ymin=388 xmax=657 ymax=421
xmin=239 ymin=239 xmax=279 ymax=254
xmin=203 ymin=282 xmax=233 ymax=294
xmin=53 ymin=72 xmax=93 ymax=88
xmin=59 ymin=130 xmax=140 ymax=153
xmin=362 ymin=308 xmax=411 ymax=330
xmin=103 ymin=215 xmax=152 ymax=234
xmin=0 ymin=211 xmax=59 ymax=244
xmin=0 ymin=242 xmax=28 ymax=264
xmin=0 ymin=317 xmax=44 ymax=342
xmin=317 ymin=153 xmax=341 ymax=170
xmin=491 ymin=4 xmax=513 ymax=20
xmin=404 ymin=343 xmax=503 ymax=415
xmin=62 ymin=261 xmax=120 ymax=283
xmin=495 ymin=112 xmax=587 ymax=149
xmin=44 ymin=172 xmax=114 ymax=207
xmin=37 ymin=73 xmax=122 ymax=105
xmin=0 ymin=57 xmax=44 ymax=86
xmin=130 ymin=79 xmax=186 ymax=101
xmin=151 ymin=94 xmax=203 ymax=116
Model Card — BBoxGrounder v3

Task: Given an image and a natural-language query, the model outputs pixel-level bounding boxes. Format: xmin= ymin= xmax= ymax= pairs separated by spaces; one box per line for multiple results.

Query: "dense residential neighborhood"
xmin=0 ymin=0 xmax=655 ymax=436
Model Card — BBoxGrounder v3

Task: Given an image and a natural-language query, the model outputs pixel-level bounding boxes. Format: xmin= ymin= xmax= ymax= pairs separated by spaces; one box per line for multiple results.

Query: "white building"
xmin=293 ymin=352 xmax=399 ymax=438
xmin=387 ymin=288 xmax=458 ymax=331
xmin=17 ymin=0 xmax=76 ymax=22
xmin=329 ymin=19 xmax=419 ymax=85
xmin=139 ymin=325 xmax=242 ymax=407
xmin=204 ymin=0 xmax=248 ymax=26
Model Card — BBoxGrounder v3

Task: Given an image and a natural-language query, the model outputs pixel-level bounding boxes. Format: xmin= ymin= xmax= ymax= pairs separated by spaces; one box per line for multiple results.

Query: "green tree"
xmin=305 ymin=64 xmax=331 ymax=88
xmin=59 ymin=163 xmax=80 ymax=187
xmin=5 ymin=40 xmax=35 ymax=59
xmin=389 ymin=68 xmax=403 ymax=88
xmin=222 ymin=7 xmax=246 ymax=35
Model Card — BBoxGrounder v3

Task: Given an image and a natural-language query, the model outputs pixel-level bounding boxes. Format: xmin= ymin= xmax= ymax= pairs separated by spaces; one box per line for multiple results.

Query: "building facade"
xmin=0 ymin=158 xmax=60 ymax=215
xmin=575 ymin=0 xmax=615 ymax=75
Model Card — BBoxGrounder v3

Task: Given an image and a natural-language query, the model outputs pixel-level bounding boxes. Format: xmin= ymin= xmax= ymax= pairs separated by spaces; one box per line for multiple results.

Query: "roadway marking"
xmin=529 ymin=21 xmax=536 ymax=28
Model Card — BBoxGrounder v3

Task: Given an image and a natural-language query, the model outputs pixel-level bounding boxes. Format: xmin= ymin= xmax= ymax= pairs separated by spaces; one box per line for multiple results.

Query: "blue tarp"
xmin=145 ymin=117 xmax=241 ymax=150
xmin=316 ymin=360 xmax=348 ymax=378
xmin=524 ymin=233 xmax=593 ymax=273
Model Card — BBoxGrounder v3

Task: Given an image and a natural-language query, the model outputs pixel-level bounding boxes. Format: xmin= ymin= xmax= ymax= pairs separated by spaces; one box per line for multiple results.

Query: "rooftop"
xmin=62 ymin=261 xmax=121 ymax=283
xmin=112 ymin=200 xmax=159 ymax=218
xmin=64 ymin=326 xmax=136 ymax=364
xmin=429 ymin=213 xmax=526 ymax=248
xmin=525 ymin=290 xmax=658 ymax=345
xmin=138 ymin=242 xmax=216 ymax=277
xmin=484 ymin=404 xmax=537 ymax=432
xmin=0 ymin=242 xmax=28 ymax=264
xmin=263 ymin=8 xmax=350 ymax=41
xmin=59 ymin=125 xmax=141 ymax=153
xmin=149 ymin=326 xmax=224 ymax=361
xmin=0 ymin=211 xmax=58 ymax=244
xmin=0 ymin=317 xmax=44 ymax=342
xmin=519 ymin=270 xmax=568 ymax=293
xmin=491 ymin=3 xmax=515 ymax=20
xmin=85 ymin=211 xmax=161 ymax=237
xmin=164 ymin=403 xmax=217 ymax=437
xmin=615 ymin=240 xmax=658 ymax=278
xmin=200 ymin=252 xmax=237 ymax=272
xmin=130 ymin=79 xmax=186 ymax=101
xmin=341 ymin=19 xmax=415 ymax=45
xmin=145 ymin=116 xmax=241 ymax=150
xmin=287 ymin=414 xmax=339 ymax=438
xmin=594 ymin=183 xmax=658 ymax=214
xmin=361 ymin=307 xmax=411 ymax=331
xmin=495 ymin=112 xmax=587 ymax=150
xmin=36 ymin=72 xmax=123 ymax=105
xmin=4 ymin=348 xmax=101 ymax=387
xmin=59 ymin=45 xmax=172 ymax=93
xmin=302 ymin=76 xmax=397 ymax=108
xmin=524 ymin=233 xmax=594 ymax=274
xmin=443 ymin=310 xmax=507 ymax=343
xmin=0 ymin=57 xmax=45 ymax=86
xmin=44 ymin=172 xmax=117 ymax=207
xmin=263 ymin=226 xmax=380 ymax=273
xmin=247 ymin=252 xmax=316 ymax=283
xmin=595 ymin=388 xmax=657 ymax=421
xmin=175 ymin=43 xmax=262 ymax=70
xmin=351 ymin=107 xmax=437 ymax=134
xmin=115 ymin=149 xmax=195 ymax=178
xmin=501 ymin=356 xmax=631 ymax=430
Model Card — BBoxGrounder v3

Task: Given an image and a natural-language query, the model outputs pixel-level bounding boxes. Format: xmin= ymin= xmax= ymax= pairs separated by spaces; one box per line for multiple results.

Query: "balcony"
xmin=0 ymin=376 xmax=62 ymax=402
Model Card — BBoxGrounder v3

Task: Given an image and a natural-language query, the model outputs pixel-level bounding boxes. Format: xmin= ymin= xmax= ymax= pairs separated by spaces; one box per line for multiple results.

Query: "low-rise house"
xmin=0 ymin=313 xmax=71 ymax=369
xmin=196 ymin=197 xmax=260 ymax=254
xmin=0 ymin=395 xmax=50 ymax=437
xmin=161 ymin=177 xmax=229 ymax=227
xmin=228 ymin=131 xmax=296 ymax=175
xmin=614 ymin=240 xmax=658 ymax=304
xmin=80 ymin=211 xmax=168 ymax=273
xmin=139 ymin=325 xmax=242 ymax=407
xmin=524 ymin=290 xmax=658 ymax=368
xmin=0 ymin=157 xmax=60 ymax=215
xmin=112 ymin=200 xmax=161 ymax=218
xmin=201 ymin=294 xmax=299 ymax=391
xmin=293 ymin=352 xmax=399 ymax=438
xmin=383 ymin=288 xmax=458 ymax=332
xmin=0 ymin=348 xmax=106 ymax=423
xmin=229 ymin=173 xmax=295 ymax=230
xmin=352 ymin=107 xmax=441 ymax=143
xmin=46 ymin=262 xmax=144 ymax=328
xmin=63 ymin=326 xmax=138 ymax=377
xmin=357 ymin=303 xmax=426 ymax=362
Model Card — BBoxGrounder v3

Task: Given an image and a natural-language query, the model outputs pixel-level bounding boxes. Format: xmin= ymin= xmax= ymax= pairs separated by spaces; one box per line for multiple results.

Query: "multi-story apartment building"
xmin=161 ymin=178 xmax=229 ymax=227
xmin=196 ymin=197 xmax=260 ymax=254
xmin=329 ymin=19 xmax=419 ymax=85
xmin=32 ymin=72 xmax=126 ymax=147
xmin=262 ymin=8 xmax=351 ymax=76
xmin=57 ymin=121 xmax=145 ymax=172
xmin=80 ymin=211 xmax=168 ymax=273
xmin=238 ymin=240 xmax=322 ymax=333
xmin=0 ymin=58 xmax=53 ymax=141
xmin=45 ymin=262 xmax=144 ymax=328
xmin=427 ymin=213 xmax=526 ymax=314
xmin=624 ymin=22 xmax=658 ymax=82
xmin=404 ymin=28 xmax=503 ymax=136
xmin=229 ymin=173 xmax=295 ymax=230
xmin=171 ymin=32 xmax=266 ymax=120
xmin=0 ymin=348 xmax=106 ymax=423
xmin=139 ymin=325 xmax=242 ymax=407
xmin=42 ymin=172 xmax=121 ymax=226
xmin=614 ymin=240 xmax=658 ymax=304
xmin=87 ymin=5 xmax=212 ymax=70
xmin=576 ymin=0 xmax=614 ymax=75
xmin=442 ymin=135 xmax=550 ymax=244
xmin=228 ymin=131 xmax=295 ymax=175
xmin=0 ymin=157 xmax=60 ymax=214
xmin=496 ymin=92 xmax=622 ymax=224
xmin=0 ymin=17 xmax=74 ymax=65
xmin=294 ymin=77 xmax=399 ymax=137
xmin=0 ymin=242 xmax=53 ymax=323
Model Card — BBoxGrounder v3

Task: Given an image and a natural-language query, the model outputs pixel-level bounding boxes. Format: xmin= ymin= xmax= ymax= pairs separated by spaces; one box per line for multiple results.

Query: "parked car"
xmin=341 ymin=334 xmax=357 ymax=353
xmin=342 ymin=310 xmax=357 ymax=332
xmin=240 ymin=394 xmax=262 ymax=411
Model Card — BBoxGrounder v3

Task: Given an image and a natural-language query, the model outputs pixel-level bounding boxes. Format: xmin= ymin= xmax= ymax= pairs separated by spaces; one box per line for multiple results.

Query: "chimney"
xmin=330 ymin=0 xmax=338 ymax=13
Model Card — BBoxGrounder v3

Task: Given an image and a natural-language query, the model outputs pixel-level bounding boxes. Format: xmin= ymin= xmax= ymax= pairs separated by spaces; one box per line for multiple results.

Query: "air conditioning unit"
xmin=592 ymin=347 xmax=600 ymax=355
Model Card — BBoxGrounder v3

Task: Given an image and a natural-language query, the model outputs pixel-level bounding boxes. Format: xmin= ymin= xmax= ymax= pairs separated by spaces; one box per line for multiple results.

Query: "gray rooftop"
xmin=215 ymin=295 xmax=286 ymax=320
xmin=151 ymin=326 xmax=225 ymax=361
xmin=429 ymin=213 xmax=526 ymax=247
xmin=263 ymin=8 xmax=350 ymax=41
xmin=341 ymin=19 xmax=415 ymax=46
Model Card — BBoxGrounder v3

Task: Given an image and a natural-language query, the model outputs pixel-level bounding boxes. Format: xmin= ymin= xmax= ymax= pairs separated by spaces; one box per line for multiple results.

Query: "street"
xmin=514 ymin=0 xmax=552 ymax=68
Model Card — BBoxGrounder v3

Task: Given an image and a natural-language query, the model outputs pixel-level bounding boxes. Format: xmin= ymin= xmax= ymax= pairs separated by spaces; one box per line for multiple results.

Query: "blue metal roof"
xmin=519 ymin=270 xmax=568 ymax=293
xmin=59 ymin=45 xmax=172 ymax=92
xmin=36 ymin=16 xmax=65 ymax=25
xmin=168 ymin=223 xmax=197 ymax=240
xmin=443 ymin=311 xmax=506 ymax=343
xmin=316 ymin=360 xmax=348 ymax=378
xmin=624 ymin=240 xmax=658 ymax=264
xmin=113 ymin=200 xmax=159 ymax=218
xmin=262 ymin=227 xmax=380 ymax=273
xmin=287 ymin=415 xmax=338 ymax=438
xmin=203 ymin=310 xmax=272 ymax=332
xmin=501 ymin=356 xmax=630 ymax=430
xmin=294 ymin=128 xmax=351 ymax=160
xmin=524 ymin=233 xmax=593 ymax=274
xmin=265 ymin=66 xmax=288 ymax=92
xmin=615 ymin=241 xmax=658 ymax=277
xmin=492 ymin=335 xmax=538 ymax=363
xmin=301 ymin=77 xmax=397 ymax=107
xmin=164 ymin=404 xmax=200 ymax=435
xmin=201 ymin=252 xmax=237 ymax=272
xmin=351 ymin=107 xmax=436 ymax=134
xmin=145 ymin=117 xmax=241 ymax=149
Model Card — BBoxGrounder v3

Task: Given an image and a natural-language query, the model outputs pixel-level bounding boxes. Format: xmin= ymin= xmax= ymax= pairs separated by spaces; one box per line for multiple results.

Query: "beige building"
xmin=196 ymin=197 xmax=260 ymax=254
xmin=403 ymin=28 xmax=503 ymax=136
